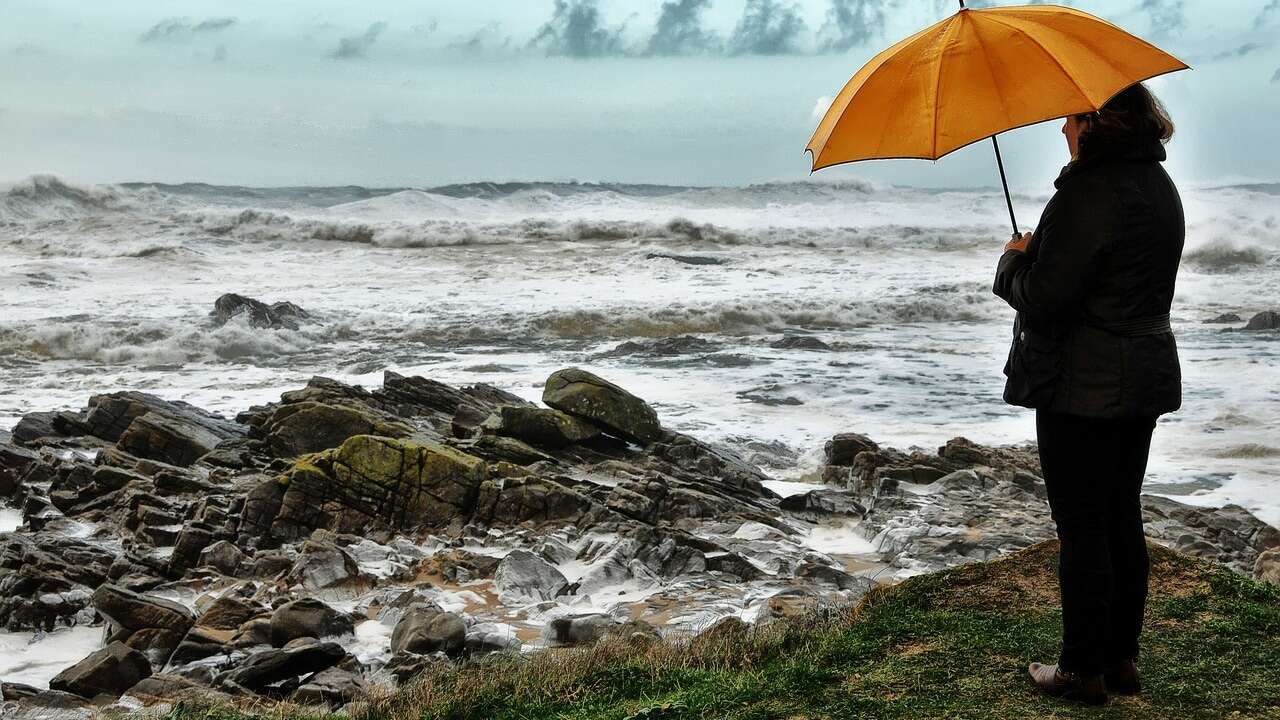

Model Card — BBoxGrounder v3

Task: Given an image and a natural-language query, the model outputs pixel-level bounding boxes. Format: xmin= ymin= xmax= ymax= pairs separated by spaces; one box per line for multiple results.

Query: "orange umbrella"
xmin=806 ymin=1 xmax=1189 ymax=238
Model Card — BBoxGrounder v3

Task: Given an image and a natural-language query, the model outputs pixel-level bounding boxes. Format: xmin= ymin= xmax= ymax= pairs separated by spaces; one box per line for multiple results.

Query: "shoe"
xmin=1028 ymin=662 xmax=1108 ymax=705
xmin=1104 ymin=658 xmax=1142 ymax=695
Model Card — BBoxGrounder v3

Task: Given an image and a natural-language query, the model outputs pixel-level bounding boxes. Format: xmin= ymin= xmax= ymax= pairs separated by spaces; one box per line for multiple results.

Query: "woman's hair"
xmin=1074 ymin=82 xmax=1174 ymax=157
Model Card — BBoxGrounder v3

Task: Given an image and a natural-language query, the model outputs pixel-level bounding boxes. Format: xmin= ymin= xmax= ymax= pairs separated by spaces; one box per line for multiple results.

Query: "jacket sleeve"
xmin=991 ymin=185 xmax=1109 ymax=317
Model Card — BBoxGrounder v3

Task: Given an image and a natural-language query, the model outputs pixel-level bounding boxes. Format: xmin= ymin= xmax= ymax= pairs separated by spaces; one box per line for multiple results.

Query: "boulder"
xmin=125 ymin=674 xmax=233 ymax=704
xmin=494 ymin=549 xmax=568 ymax=604
xmin=10 ymin=413 xmax=61 ymax=445
xmin=49 ymin=642 xmax=152 ymax=699
xmin=293 ymin=666 xmax=367 ymax=707
xmin=216 ymin=640 xmax=345 ymax=692
xmin=286 ymin=540 xmax=363 ymax=589
xmin=123 ymin=627 xmax=185 ymax=670
xmin=544 ymin=615 xmax=658 ymax=647
xmin=1244 ymin=310 xmax=1280 ymax=331
xmin=479 ymin=405 xmax=601 ymax=449
xmin=464 ymin=622 xmax=523 ymax=655
xmin=1252 ymin=548 xmax=1280 ymax=585
xmin=270 ymin=598 xmax=354 ymax=647
xmin=92 ymin=585 xmax=195 ymax=634
xmin=199 ymin=540 xmax=248 ymax=576
xmin=211 ymin=293 xmax=310 ymax=331
xmin=117 ymin=412 xmax=224 ymax=467
xmin=389 ymin=604 xmax=466 ymax=657
xmin=270 ymin=435 xmax=488 ymax=538
xmin=263 ymin=401 xmax=412 ymax=458
xmin=770 ymin=336 xmax=831 ymax=351
xmin=541 ymin=368 xmax=663 ymax=445
xmin=199 ymin=594 xmax=263 ymax=631
xmin=82 ymin=391 xmax=243 ymax=445
xmin=473 ymin=475 xmax=596 ymax=527
xmin=824 ymin=432 xmax=879 ymax=466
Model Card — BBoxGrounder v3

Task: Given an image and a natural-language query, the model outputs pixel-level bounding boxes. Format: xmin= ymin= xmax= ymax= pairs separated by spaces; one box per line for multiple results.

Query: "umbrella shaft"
xmin=991 ymin=135 xmax=1019 ymax=238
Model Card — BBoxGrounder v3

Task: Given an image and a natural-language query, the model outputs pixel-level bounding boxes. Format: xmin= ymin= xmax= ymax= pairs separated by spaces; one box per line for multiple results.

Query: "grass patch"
xmin=162 ymin=541 xmax=1280 ymax=720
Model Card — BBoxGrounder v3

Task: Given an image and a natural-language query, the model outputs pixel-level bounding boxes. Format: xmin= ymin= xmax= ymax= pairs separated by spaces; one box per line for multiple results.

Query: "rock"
xmin=49 ymin=641 xmax=152 ymax=699
xmin=216 ymin=640 xmax=345 ymax=692
xmin=736 ymin=384 xmax=802 ymax=406
xmin=770 ymin=336 xmax=831 ymax=351
xmin=168 ymin=524 xmax=215 ymax=574
xmin=824 ymin=433 xmax=879 ymax=466
xmin=390 ymin=604 xmax=466 ymax=657
xmin=4 ymin=689 xmax=95 ymax=720
xmin=464 ymin=622 xmax=523 ymax=655
xmin=117 ymin=412 xmax=224 ymax=467
xmin=199 ymin=540 xmax=248 ymax=576
xmin=123 ymin=627 xmax=185 ymax=670
xmin=797 ymin=562 xmax=873 ymax=594
xmin=544 ymin=615 xmax=658 ymax=647
xmin=1203 ymin=312 xmax=1242 ymax=324
xmin=82 ymin=391 xmax=244 ymax=445
xmin=594 ymin=336 xmax=720 ymax=359
xmin=494 ymin=549 xmax=568 ymax=604
xmin=293 ymin=666 xmax=367 ymax=707
xmin=1142 ymin=496 xmax=1280 ymax=573
xmin=644 ymin=252 xmax=723 ymax=266
xmin=269 ymin=435 xmax=488 ymax=539
xmin=690 ymin=616 xmax=750 ymax=652
xmin=286 ymin=540 xmax=363 ymax=589
xmin=1 ymin=682 xmax=39 ymax=701
xmin=92 ymin=585 xmax=195 ymax=634
xmin=10 ymin=413 xmax=61 ymax=445
xmin=199 ymin=594 xmax=263 ymax=631
xmin=263 ymin=401 xmax=413 ymax=458
xmin=779 ymin=489 xmax=865 ymax=517
xmin=542 ymin=368 xmax=663 ymax=445
xmin=1256 ymin=549 xmax=1280 ymax=585
xmin=270 ymin=598 xmax=355 ymax=647
xmin=125 ymin=674 xmax=233 ymax=704
xmin=211 ymin=293 xmax=310 ymax=331
xmin=473 ymin=475 xmax=596 ymax=527
xmin=1244 ymin=310 xmax=1280 ymax=331
xmin=0 ymin=444 xmax=40 ymax=495
xmin=479 ymin=405 xmax=601 ymax=449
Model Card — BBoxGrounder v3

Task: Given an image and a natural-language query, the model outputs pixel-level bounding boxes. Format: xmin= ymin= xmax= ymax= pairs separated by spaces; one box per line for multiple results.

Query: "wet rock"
xmin=293 ymin=666 xmax=367 ymax=707
xmin=124 ymin=627 xmax=185 ymax=670
xmin=390 ymin=604 xmax=466 ymax=657
xmin=824 ymin=432 xmax=879 ymax=467
xmin=1 ymin=682 xmax=39 ymax=701
xmin=10 ymin=413 xmax=61 ymax=445
xmin=5 ymin=689 xmax=95 ymax=720
xmin=117 ymin=412 xmax=225 ymax=467
xmin=544 ymin=615 xmax=658 ymax=647
xmin=1256 ymin=549 xmax=1280 ymax=585
xmin=779 ymin=489 xmax=865 ymax=517
xmin=736 ymin=384 xmax=802 ymax=406
xmin=268 ymin=435 xmax=488 ymax=540
xmin=1142 ymin=496 xmax=1280 ymax=573
xmin=168 ymin=524 xmax=215 ymax=574
xmin=1244 ymin=310 xmax=1280 ymax=331
xmin=494 ymin=549 xmax=568 ymax=604
xmin=199 ymin=540 xmax=248 ymax=576
xmin=593 ymin=336 xmax=720 ymax=359
xmin=263 ymin=401 xmax=413 ymax=458
xmin=216 ymin=640 xmax=346 ymax=692
xmin=479 ymin=405 xmax=601 ymax=449
xmin=92 ymin=585 xmax=195 ymax=635
xmin=542 ymin=368 xmax=663 ymax=445
xmin=50 ymin=641 xmax=152 ymax=699
xmin=645 ymin=252 xmax=723 ymax=266
xmin=473 ymin=474 xmax=596 ymax=527
xmin=270 ymin=598 xmax=355 ymax=647
xmin=287 ymin=540 xmax=363 ymax=589
xmin=211 ymin=293 xmax=310 ymax=331
xmin=770 ymin=336 xmax=831 ymax=351
xmin=0 ymin=444 xmax=40 ymax=495
xmin=420 ymin=549 xmax=501 ymax=583
xmin=1203 ymin=312 xmax=1242 ymax=324
xmin=199 ymin=594 xmax=264 ymax=631
xmin=82 ymin=391 xmax=244 ymax=446
xmin=797 ymin=562 xmax=873 ymax=594
xmin=125 ymin=673 xmax=233 ymax=704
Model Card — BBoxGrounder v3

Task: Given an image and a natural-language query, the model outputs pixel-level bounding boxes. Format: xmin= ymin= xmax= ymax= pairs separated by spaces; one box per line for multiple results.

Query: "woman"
xmin=991 ymin=82 xmax=1184 ymax=706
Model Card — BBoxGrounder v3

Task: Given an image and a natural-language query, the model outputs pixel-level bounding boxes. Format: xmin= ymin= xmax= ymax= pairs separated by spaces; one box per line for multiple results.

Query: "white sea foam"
xmin=0 ymin=626 xmax=102 ymax=688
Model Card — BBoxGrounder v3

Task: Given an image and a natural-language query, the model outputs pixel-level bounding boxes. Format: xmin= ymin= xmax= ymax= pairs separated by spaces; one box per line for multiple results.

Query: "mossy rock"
xmin=480 ymin=404 xmax=601 ymax=448
xmin=264 ymin=401 xmax=413 ymax=457
xmin=541 ymin=368 xmax=663 ymax=445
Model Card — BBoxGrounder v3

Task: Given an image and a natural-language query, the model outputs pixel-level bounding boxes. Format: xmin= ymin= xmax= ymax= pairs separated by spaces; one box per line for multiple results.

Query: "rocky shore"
xmin=1 ymin=363 xmax=1277 ymax=717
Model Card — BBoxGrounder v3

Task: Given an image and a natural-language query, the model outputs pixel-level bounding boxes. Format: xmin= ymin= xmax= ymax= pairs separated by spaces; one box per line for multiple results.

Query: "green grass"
xmin=163 ymin=541 xmax=1280 ymax=720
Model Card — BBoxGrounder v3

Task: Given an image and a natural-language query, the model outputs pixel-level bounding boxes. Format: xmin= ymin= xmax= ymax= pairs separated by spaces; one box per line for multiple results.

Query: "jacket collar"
xmin=1054 ymin=138 xmax=1167 ymax=189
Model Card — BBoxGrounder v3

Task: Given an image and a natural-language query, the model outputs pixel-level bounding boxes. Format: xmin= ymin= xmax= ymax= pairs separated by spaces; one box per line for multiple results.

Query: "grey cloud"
xmin=1139 ymin=0 xmax=1185 ymax=36
xmin=819 ymin=0 xmax=890 ymax=53
xmin=1207 ymin=42 xmax=1267 ymax=61
xmin=331 ymin=22 xmax=387 ymax=59
xmin=1257 ymin=0 xmax=1280 ymax=29
xmin=213 ymin=44 xmax=227 ymax=62
xmin=140 ymin=17 xmax=238 ymax=43
xmin=645 ymin=0 xmax=721 ymax=56
xmin=1272 ymin=67 xmax=1280 ymax=83
xmin=529 ymin=0 xmax=627 ymax=58
xmin=450 ymin=22 xmax=515 ymax=54
xmin=729 ymin=0 xmax=808 ymax=56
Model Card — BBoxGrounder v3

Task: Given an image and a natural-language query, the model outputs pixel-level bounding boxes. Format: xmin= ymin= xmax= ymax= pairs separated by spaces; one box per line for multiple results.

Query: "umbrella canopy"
xmin=806 ymin=3 xmax=1188 ymax=234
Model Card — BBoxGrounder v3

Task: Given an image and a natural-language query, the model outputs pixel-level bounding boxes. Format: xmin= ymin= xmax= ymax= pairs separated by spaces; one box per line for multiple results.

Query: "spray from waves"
xmin=1183 ymin=239 xmax=1268 ymax=272
xmin=1210 ymin=444 xmax=1280 ymax=459
xmin=0 ymin=175 xmax=139 ymax=221
xmin=0 ymin=315 xmax=325 ymax=366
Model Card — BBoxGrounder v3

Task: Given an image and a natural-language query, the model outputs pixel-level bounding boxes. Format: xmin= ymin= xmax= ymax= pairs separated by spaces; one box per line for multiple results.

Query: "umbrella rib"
xmin=967 ymin=16 xmax=1013 ymax=135
xmin=978 ymin=14 xmax=1095 ymax=107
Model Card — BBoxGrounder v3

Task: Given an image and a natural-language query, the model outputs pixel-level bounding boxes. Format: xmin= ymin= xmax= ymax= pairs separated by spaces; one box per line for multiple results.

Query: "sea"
xmin=1 ymin=173 xmax=1277 ymax=531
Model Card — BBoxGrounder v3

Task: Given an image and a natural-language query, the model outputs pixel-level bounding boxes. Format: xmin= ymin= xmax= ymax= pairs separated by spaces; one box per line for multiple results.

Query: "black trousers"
xmin=1035 ymin=408 xmax=1158 ymax=675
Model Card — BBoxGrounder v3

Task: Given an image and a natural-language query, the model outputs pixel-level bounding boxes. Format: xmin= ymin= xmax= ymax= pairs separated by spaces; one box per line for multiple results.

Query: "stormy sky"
xmin=0 ymin=0 xmax=1277 ymax=188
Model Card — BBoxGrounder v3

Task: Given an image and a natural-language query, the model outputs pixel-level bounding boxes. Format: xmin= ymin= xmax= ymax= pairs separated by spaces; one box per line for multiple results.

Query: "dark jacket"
xmin=991 ymin=137 xmax=1184 ymax=418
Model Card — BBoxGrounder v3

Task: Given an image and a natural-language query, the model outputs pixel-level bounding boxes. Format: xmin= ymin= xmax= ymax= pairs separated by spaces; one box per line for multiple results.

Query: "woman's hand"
xmin=1004 ymin=231 xmax=1032 ymax=253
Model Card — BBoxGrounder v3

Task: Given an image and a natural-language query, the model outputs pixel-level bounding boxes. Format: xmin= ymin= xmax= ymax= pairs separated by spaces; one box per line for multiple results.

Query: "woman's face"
xmin=1062 ymin=114 xmax=1090 ymax=159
